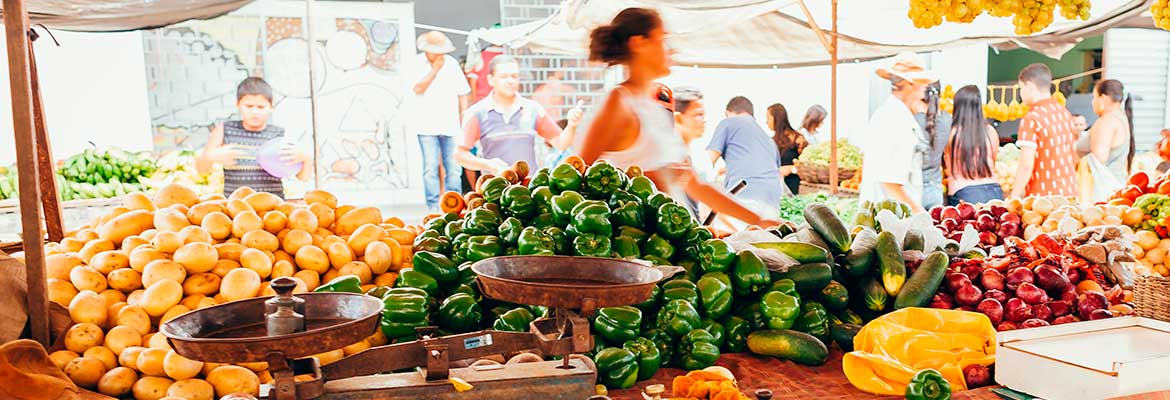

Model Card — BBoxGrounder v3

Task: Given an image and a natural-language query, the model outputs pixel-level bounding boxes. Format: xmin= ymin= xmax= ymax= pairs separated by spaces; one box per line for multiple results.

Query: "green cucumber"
xmin=861 ymin=278 xmax=888 ymax=312
xmin=804 ymin=203 xmax=851 ymax=254
xmin=829 ymin=323 xmax=861 ymax=352
xmin=818 ymin=280 xmax=849 ymax=312
xmin=875 ymin=231 xmax=906 ymax=296
xmin=746 ymin=329 xmax=829 ymax=366
xmin=903 ymin=229 xmax=924 ymax=252
xmin=752 ymin=242 xmax=832 ymax=264
xmin=769 ymin=263 xmax=832 ymax=295
xmin=894 ymin=251 xmax=949 ymax=309
xmin=843 ymin=228 xmax=878 ymax=279
xmin=785 ymin=227 xmax=833 ymax=256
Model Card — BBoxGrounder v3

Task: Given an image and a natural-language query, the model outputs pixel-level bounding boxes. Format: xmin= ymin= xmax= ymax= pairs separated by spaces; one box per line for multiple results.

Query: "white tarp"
xmin=471 ymin=0 xmax=1153 ymax=68
xmin=0 ymin=0 xmax=254 ymax=32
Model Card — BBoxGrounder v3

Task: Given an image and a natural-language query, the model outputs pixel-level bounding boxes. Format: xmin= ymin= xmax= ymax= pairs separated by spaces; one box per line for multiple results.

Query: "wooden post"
xmin=829 ymin=0 xmax=839 ymax=194
xmin=304 ymin=0 xmax=322 ymax=190
xmin=29 ymin=40 xmax=64 ymax=242
xmin=4 ymin=0 xmax=51 ymax=346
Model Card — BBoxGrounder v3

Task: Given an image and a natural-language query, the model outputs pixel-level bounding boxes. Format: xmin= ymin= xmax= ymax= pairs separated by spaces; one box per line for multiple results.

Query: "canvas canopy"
xmin=0 ymin=0 xmax=253 ymax=32
xmin=470 ymin=0 xmax=1154 ymax=68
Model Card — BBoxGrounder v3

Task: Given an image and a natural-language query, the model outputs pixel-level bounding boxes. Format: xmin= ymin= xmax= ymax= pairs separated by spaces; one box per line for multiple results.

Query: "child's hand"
xmin=207 ymin=144 xmax=243 ymax=166
xmin=280 ymin=146 xmax=311 ymax=164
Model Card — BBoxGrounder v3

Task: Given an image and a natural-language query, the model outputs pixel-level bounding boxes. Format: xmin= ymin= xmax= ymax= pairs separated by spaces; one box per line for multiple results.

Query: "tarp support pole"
xmin=829 ymin=0 xmax=838 ymax=194
xmin=4 ymin=0 xmax=51 ymax=347
xmin=28 ymin=34 xmax=64 ymax=243
xmin=797 ymin=0 xmax=833 ymax=56
xmin=304 ymin=0 xmax=321 ymax=190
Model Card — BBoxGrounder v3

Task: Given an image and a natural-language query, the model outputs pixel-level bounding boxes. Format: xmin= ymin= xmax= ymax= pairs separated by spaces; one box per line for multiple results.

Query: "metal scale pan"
xmin=472 ymin=255 xmax=682 ymax=314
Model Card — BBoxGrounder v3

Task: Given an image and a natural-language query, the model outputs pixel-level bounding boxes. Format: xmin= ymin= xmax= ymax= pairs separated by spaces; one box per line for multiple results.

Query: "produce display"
xmin=838 ymin=169 xmax=861 ymax=191
xmin=994 ymin=195 xmax=1142 ymax=240
xmin=929 ymin=202 xmax=1020 ymax=250
xmin=796 ymin=139 xmax=862 ymax=171
xmin=0 ymin=149 xmax=157 ymax=201
xmin=144 ymin=150 xmax=225 ymax=198
xmin=908 ymin=0 xmax=1091 ymax=34
xmin=995 ymin=143 xmax=1020 ymax=194
xmin=777 ymin=193 xmax=858 ymax=225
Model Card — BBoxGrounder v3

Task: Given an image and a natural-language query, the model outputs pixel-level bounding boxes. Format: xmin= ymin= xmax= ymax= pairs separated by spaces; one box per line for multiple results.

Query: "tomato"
xmin=1156 ymin=180 xmax=1170 ymax=195
xmin=1108 ymin=197 xmax=1133 ymax=207
xmin=1129 ymin=172 xmax=1150 ymax=191
xmin=1121 ymin=185 xmax=1144 ymax=202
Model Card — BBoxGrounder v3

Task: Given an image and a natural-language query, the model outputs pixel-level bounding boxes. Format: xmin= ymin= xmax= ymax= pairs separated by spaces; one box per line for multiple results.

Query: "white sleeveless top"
xmin=597 ymin=86 xmax=688 ymax=171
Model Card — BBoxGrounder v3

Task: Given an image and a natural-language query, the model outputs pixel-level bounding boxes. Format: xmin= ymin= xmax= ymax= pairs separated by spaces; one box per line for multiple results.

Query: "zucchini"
xmin=785 ymin=227 xmax=833 ymax=256
xmin=746 ymin=329 xmax=829 ymax=366
xmin=804 ymin=203 xmax=851 ymax=254
xmin=903 ymin=229 xmax=924 ymax=251
xmin=829 ymin=323 xmax=862 ymax=352
xmin=752 ymin=242 xmax=832 ymax=264
xmin=861 ymin=278 xmax=888 ymax=312
xmin=818 ymin=280 xmax=850 ymax=311
xmin=834 ymin=309 xmax=865 ymax=326
xmin=875 ymin=231 xmax=907 ymax=296
xmin=894 ymin=251 xmax=949 ymax=309
xmin=769 ymin=263 xmax=832 ymax=295
xmin=842 ymin=228 xmax=878 ymax=279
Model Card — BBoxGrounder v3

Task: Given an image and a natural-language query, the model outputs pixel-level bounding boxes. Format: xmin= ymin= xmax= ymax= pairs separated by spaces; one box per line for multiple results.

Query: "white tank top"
xmin=597 ymin=86 xmax=688 ymax=172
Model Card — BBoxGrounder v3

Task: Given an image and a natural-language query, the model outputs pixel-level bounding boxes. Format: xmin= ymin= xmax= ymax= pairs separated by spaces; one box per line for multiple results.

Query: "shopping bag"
xmin=842 ymin=307 xmax=997 ymax=395
xmin=1077 ymin=156 xmax=1123 ymax=204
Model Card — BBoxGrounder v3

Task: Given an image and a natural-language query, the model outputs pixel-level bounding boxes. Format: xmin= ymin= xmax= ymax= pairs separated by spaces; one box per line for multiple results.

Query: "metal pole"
xmin=829 ymin=0 xmax=839 ymax=194
xmin=304 ymin=0 xmax=321 ymax=190
xmin=3 ymin=0 xmax=51 ymax=346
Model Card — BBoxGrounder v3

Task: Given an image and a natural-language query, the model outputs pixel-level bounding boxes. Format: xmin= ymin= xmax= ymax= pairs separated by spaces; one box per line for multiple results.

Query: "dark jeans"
xmin=947 ymin=183 xmax=1004 ymax=206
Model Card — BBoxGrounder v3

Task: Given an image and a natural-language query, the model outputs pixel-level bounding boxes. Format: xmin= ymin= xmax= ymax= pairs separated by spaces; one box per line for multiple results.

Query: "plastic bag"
xmin=872 ymin=209 xmax=972 ymax=254
xmin=843 ymin=308 xmax=997 ymax=395
xmin=723 ymin=230 xmax=800 ymax=272
xmin=1077 ymin=155 xmax=1123 ymax=205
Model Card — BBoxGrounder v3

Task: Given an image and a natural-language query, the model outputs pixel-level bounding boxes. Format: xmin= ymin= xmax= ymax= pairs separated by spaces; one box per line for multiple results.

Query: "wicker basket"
xmin=1134 ymin=275 xmax=1170 ymax=322
xmin=794 ymin=159 xmax=857 ymax=185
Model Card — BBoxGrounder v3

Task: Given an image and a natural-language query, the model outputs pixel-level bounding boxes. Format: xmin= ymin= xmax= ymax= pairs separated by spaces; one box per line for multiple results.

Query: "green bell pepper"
xmin=417 ymin=228 xmax=441 ymax=242
xmin=414 ymin=235 xmax=451 ymax=256
xmin=698 ymin=239 xmax=735 ymax=274
xmin=462 ymin=208 xmax=500 ymax=236
xmin=657 ymin=299 xmax=701 ymax=337
xmin=608 ymin=190 xmax=641 ymax=210
xmin=644 ymin=192 xmax=672 ymax=222
xmin=450 ymin=283 xmax=479 ymax=300
xmin=444 ymin=220 xmax=464 ymax=238
xmin=498 ymin=217 xmax=523 ymax=244
xmin=634 ymin=285 xmax=660 ymax=314
xmin=682 ymin=227 xmax=713 ymax=261
xmin=661 ymin=280 xmax=699 ymax=306
xmin=314 ymin=275 xmax=363 ymax=293
xmin=622 ymin=337 xmax=660 ymax=381
xmin=551 ymin=190 xmax=585 ymax=226
xmin=550 ymin=163 xmax=582 ymax=193
xmin=675 ymin=258 xmax=698 ymax=279
xmin=412 ymin=251 xmax=459 ymax=288
xmin=492 ymin=307 xmax=535 ymax=332
xmin=593 ymin=347 xmax=638 ymax=389
xmin=618 ymin=226 xmax=648 ymax=243
xmin=584 ymin=161 xmax=624 ymax=199
xmin=593 ymin=306 xmax=642 ymax=344
xmin=424 ymin=217 xmax=448 ymax=232
xmin=697 ymin=274 xmax=732 ymax=319
xmin=720 ymin=315 xmax=751 ymax=353
xmin=571 ymin=202 xmax=612 ymax=236
xmin=906 ymin=369 xmax=952 ymax=400
xmin=530 ymin=212 xmax=556 ymax=228
xmin=703 ymin=272 xmax=732 ymax=287
xmin=531 ymin=186 xmax=554 ymax=214
xmin=438 ymin=292 xmax=483 ymax=333
xmin=543 ymin=227 xmax=568 ymax=255
xmin=699 ymin=318 xmax=725 ymax=349
xmin=731 ymin=250 xmax=771 ymax=297
xmin=573 ymin=233 xmax=612 ymax=257
xmin=760 ymin=290 xmax=801 ymax=330
xmin=527 ymin=168 xmax=550 ymax=189
xmin=768 ymin=278 xmax=799 ymax=298
xmin=610 ymin=201 xmax=643 ymax=229
xmin=501 ymin=185 xmax=536 ymax=220
xmin=464 ymin=235 xmax=503 ymax=262
xmin=642 ymin=328 xmax=676 ymax=368
xmin=628 ymin=175 xmax=656 ymax=201
xmin=517 ymin=227 xmax=556 ymax=255
xmin=364 ymin=285 xmax=391 ymax=298
xmin=677 ymin=329 xmax=721 ymax=370
xmin=380 ymin=288 xmax=430 ymax=341
xmin=642 ymin=234 xmax=675 ymax=260
xmin=612 ymin=235 xmax=640 ymax=258
xmin=451 ymin=233 xmax=470 ymax=264
xmin=794 ymin=301 xmax=830 ymax=344
xmin=394 ymin=268 xmax=439 ymax=298
xmin=478 ymin=176 xmax=509 ymax=203
xmin=655 ymin=203 xmax=694 ymax=240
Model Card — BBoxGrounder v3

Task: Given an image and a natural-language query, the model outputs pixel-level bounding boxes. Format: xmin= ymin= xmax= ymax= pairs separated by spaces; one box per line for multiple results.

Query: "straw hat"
xmin=875 ymin=52 xmax=938 ymax=85
xmin=417 ymin=30 xmax=456 ymax=54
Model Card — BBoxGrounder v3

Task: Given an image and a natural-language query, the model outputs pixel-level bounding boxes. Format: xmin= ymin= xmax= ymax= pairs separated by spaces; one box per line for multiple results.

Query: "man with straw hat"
xmin=858 ymin=52 xmax=938 ymax=213
xmin=411 ymin=30 xmax=471 ymax=211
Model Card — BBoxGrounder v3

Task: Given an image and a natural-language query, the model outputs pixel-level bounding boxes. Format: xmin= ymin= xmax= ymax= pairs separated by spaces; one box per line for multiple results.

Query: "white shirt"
xmin=858 ymin=96 xmax=925 ymax=205
xmin=409 ymin=54 xmax=471 ymax=136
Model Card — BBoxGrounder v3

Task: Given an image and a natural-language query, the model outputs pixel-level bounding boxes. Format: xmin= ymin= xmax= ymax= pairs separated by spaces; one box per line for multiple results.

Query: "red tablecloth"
xmin=609 ymin=351 xmax=1000 ymax=400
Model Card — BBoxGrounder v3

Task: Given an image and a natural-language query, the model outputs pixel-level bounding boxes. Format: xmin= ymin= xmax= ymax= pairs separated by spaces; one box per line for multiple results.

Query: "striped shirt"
xmin=1017 ymin=99 xmax=1078 ymax=197
xmin=461 ymin=94 xmax=561 ymax=174
xmin=222 ymin=120 xmax=285 ymax=197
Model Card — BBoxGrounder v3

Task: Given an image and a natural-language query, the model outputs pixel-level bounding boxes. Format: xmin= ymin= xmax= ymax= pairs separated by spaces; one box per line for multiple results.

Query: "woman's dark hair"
xmin=588 ymin=8 xmax=662 ymax=65
xmin=768 ymin=103 xmax=806 ymax=154
xmin=1095 ymin=79 xmax=1135 ymax=173
xmin=673 ymin=87 xmax=703 ymax=114
xmin=801 ymin=105 xmax=826 ymax=133
xmin=924 ymin=82 xmax=940 ymax=148
xmin=946 ymin=85 xmax=994 ymax=179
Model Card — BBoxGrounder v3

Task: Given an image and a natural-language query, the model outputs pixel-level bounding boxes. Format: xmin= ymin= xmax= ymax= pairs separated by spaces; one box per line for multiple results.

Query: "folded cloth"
xmin=0 ymin=339 xmax=80 ymax=400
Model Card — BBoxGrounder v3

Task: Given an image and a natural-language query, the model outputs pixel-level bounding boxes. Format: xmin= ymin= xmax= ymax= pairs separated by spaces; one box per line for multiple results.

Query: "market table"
xmin=610 ymin=350 xmax=999 ymax=400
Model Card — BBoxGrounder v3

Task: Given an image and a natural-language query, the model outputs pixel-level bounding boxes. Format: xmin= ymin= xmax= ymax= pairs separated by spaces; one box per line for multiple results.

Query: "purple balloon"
xmin=257 ymin=138 xmax=304 ymax=179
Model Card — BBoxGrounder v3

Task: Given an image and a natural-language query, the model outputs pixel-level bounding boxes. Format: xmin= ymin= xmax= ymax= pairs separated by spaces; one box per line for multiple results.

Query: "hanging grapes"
xmin=907 ymin=0 xmax=1091 ymax=34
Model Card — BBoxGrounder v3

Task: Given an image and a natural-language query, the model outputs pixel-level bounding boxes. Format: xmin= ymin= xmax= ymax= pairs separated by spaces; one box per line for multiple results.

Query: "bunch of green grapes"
xmin=1058 ymin=0 xmax=1091 ymax=20
xmin=1153 ymin=0 xmax=1170 ymax=30
xmin=1012 ymin=0 xmax=1057 ymax=35
xmin=909 ymin=0 xmax=951 ymax=28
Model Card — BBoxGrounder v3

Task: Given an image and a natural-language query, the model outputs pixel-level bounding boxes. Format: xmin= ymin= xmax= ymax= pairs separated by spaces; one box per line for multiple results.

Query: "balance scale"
xmin=160 ymin=256 xmax=681 ymax=400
